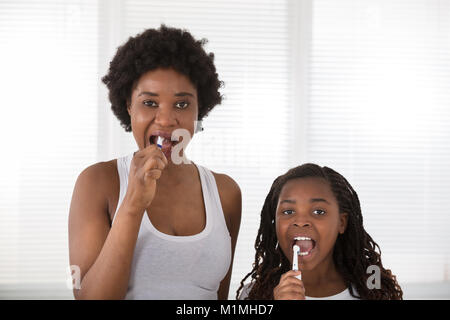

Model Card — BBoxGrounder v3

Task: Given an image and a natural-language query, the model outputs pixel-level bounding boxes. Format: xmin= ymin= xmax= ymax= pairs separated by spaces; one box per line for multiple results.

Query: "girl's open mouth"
xmin=292 ymin=236 xmax=316 ymax=257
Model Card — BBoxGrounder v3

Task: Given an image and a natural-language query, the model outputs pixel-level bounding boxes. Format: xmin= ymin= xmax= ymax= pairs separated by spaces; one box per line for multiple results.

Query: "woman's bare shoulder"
xmin=211 ymin=171 xmax=242 ymax=234
xmin=78 ymin=159 xmax=118 ymax=187
xmin=211 ymin=171 xmax=241 ymax=198
xmin=75 ymin=159 xmax=120 ymax=218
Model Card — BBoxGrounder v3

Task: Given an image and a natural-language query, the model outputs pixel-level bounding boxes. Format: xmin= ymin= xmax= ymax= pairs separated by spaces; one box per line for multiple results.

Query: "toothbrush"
xmin=156 ymin=136 xmax=164 ymax=149
xmin=292 ymin=245 xmax=302 ymax=280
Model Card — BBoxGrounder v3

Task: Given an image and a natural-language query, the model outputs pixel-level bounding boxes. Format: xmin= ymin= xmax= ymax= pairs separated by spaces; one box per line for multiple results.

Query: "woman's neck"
xmin=158 ymin=158 xmax=194 ymax=184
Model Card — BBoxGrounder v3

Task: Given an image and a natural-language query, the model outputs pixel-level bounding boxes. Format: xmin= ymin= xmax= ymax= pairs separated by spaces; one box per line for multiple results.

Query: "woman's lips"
xmin=148 ymin=134 xmax=182 ymax=160
xmin=149 ymin=134 xmax=180 ymax=147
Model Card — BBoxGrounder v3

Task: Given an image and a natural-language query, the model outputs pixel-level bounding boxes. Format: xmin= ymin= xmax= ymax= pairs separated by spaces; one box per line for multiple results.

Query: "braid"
xmin=236 ymin=164 xmax=403 ymax=300
xmin=236 ymin=177 xmax=290 ymax=299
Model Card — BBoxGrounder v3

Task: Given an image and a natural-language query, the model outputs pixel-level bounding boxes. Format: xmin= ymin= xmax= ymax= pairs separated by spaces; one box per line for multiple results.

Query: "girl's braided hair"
xmin=236 ymin=163 xmax=403 ymax=300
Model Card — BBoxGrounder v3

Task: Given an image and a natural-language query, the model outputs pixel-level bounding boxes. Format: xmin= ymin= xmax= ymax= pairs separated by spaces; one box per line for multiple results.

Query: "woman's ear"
xmin=339 ymin=212 xmax=348 ymax=234
xmin=127 ymin=101 xmax=131 ymax=116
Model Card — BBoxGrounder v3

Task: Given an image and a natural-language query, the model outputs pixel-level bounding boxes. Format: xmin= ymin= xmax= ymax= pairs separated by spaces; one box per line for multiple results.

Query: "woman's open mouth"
xmin=149 ymin=135 xmax=180 ymax=148
xmin=148 ymin=133 xmax=182 ymax=160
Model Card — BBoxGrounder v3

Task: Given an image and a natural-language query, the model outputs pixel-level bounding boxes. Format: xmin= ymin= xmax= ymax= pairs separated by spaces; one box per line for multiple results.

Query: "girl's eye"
xmin=143 ymin=100 xmax=158 ymax=107
xmin=175 ymin=101 xmax=189 ymax=109
xmin=282 ymin=209 xmax=295 ymax=215
xmin=313 ymin=209 xmax=326 ymax=215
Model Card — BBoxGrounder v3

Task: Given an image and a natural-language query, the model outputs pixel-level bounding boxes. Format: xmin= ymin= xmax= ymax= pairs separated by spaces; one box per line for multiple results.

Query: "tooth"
xmin=299 ymin=252 xmax=309 ymax=256
xmin=294 ymin=236 xmax=312 ymax=241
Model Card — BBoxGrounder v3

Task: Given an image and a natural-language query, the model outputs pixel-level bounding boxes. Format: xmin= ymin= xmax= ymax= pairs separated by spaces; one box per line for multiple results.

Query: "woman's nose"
xmin=155 ymin=105 xmax=177 ymax=126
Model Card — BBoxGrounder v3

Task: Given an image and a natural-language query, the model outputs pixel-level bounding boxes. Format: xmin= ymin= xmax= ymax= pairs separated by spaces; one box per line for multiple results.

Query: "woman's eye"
xmin=282 ymin=209 xmax=295 ymax=215
xmin=143 ymin=100 xmax=158 ymax=107
xmin=175 ymin=101 xmax=189 ymax=109
xmin=313 ymin=209 xmax=326 ymax=215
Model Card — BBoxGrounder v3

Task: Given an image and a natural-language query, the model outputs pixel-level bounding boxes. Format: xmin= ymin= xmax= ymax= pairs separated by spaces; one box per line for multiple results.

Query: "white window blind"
xmin=306 ymin=0 xmax=450 ymax=290
xmin=0 ymin=0 xmax=99 ymax=299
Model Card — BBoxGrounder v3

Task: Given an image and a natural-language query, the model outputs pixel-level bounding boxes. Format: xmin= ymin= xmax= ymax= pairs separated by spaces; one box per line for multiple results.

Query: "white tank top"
xmin=112 ymin=153 xmax=232 ymax=300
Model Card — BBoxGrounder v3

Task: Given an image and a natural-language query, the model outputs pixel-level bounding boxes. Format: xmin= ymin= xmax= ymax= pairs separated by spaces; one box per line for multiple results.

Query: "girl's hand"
xmin=123 ymin=145 xmax=168 ymax=214
xmin=273 ymin=270 xmax=305 ymax=300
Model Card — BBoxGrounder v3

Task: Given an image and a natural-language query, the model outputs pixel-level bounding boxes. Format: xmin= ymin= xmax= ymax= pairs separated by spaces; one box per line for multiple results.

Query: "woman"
xmin=68 ymin=25 xmax=241 ymax=300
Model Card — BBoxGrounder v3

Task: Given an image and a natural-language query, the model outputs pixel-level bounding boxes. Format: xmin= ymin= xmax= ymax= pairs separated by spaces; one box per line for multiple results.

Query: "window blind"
xmin=306 ymin=0 xmax=450 ymax=285
xmin=0 ymin=0 xmax=99 ymax=299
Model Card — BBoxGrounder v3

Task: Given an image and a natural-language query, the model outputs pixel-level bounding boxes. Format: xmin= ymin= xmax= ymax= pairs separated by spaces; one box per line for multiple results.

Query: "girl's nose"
xmin=293 ymin=221 xmax=311 ymax=228
xmin=293 ymin=214 xmax=311 ymax=228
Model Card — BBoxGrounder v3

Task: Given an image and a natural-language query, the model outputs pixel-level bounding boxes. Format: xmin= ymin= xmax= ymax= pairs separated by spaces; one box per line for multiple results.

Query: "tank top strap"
xmin=112 ymin=153 xmax=133 ymax=225
xmin=194 ymin=164 xmax=229 ymax=236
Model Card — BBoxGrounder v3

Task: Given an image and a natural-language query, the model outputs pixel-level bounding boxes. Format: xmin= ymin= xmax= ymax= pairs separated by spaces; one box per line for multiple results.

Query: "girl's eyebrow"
xmin=279 ymin=198 xmax=331 ymax=205
xmin=279 ymin=199 xmax=296 ymax=205
xmin=310 ymin=198 xmax=331 ymax=204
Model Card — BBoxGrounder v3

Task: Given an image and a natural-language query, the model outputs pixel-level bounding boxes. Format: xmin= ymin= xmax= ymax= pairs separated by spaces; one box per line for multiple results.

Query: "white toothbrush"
xmin=156 ymin=136 xmax=164 ymax=149
xmin=292 ymin=244 xmax=302 ymax=280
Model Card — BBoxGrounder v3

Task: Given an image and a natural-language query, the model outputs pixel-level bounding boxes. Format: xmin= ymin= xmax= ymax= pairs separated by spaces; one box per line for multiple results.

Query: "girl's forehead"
xmin=278 ymin=177 xmax=335 ymax=201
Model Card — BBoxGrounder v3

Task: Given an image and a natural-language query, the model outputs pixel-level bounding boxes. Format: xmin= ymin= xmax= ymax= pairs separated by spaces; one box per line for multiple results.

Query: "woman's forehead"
xmin=135 ymin=68 xmax=196 ymax=92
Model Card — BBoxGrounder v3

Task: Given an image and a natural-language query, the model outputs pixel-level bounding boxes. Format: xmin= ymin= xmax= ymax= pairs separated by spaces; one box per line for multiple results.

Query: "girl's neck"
xmin=301 ymin=259 xmax=347 ymax=297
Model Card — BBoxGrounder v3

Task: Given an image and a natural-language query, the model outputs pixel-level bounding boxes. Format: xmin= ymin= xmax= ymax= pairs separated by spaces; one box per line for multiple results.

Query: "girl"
xmin=68 ymin=25 xmax=241 ymax=299
xmin=237 ymin=163 xmax=402 ymax=300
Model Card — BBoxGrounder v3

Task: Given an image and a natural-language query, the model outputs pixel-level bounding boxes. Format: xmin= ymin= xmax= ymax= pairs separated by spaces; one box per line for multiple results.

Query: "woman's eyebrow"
xmin=137 ymin=91 xmax=194 ymax=97
xmin=174 ymin=92 xmax=195 ymax=97
xmin=138 ymin=91 xmax=158 ymax=97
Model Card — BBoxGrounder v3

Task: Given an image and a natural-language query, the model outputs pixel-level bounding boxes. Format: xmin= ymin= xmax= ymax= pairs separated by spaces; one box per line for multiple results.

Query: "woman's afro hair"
xmin=102 ymin=24 xmax=223 ymax=131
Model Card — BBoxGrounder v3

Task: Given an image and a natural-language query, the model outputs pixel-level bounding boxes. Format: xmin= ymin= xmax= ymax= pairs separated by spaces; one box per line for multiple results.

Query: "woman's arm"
xmin=68 ymin=147 xmax=166 ymax=299
xmin=213 ymin=173 xmax=242 ymax=300
xmin=68 ymin=162 xmax=144 ymax=299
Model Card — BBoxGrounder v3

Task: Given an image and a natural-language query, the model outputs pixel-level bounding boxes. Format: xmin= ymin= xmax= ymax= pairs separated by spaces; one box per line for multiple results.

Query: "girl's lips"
xmin=292 ymin=236 xmax=316 ymax=257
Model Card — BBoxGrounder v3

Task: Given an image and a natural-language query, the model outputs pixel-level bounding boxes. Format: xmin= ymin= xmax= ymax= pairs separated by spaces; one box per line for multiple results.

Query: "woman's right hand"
xmin=123 ymin=145 xmax=168 ymax=213
xmin=273 ymin=270 xmax=305 ymax=300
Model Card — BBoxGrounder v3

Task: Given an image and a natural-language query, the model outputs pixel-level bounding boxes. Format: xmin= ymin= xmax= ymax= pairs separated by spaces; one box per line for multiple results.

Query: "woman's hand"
xmin=273 ymin=270 xmax=305 ymax=300
xmin=123 ymin=145 xmax=168 ymax=214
